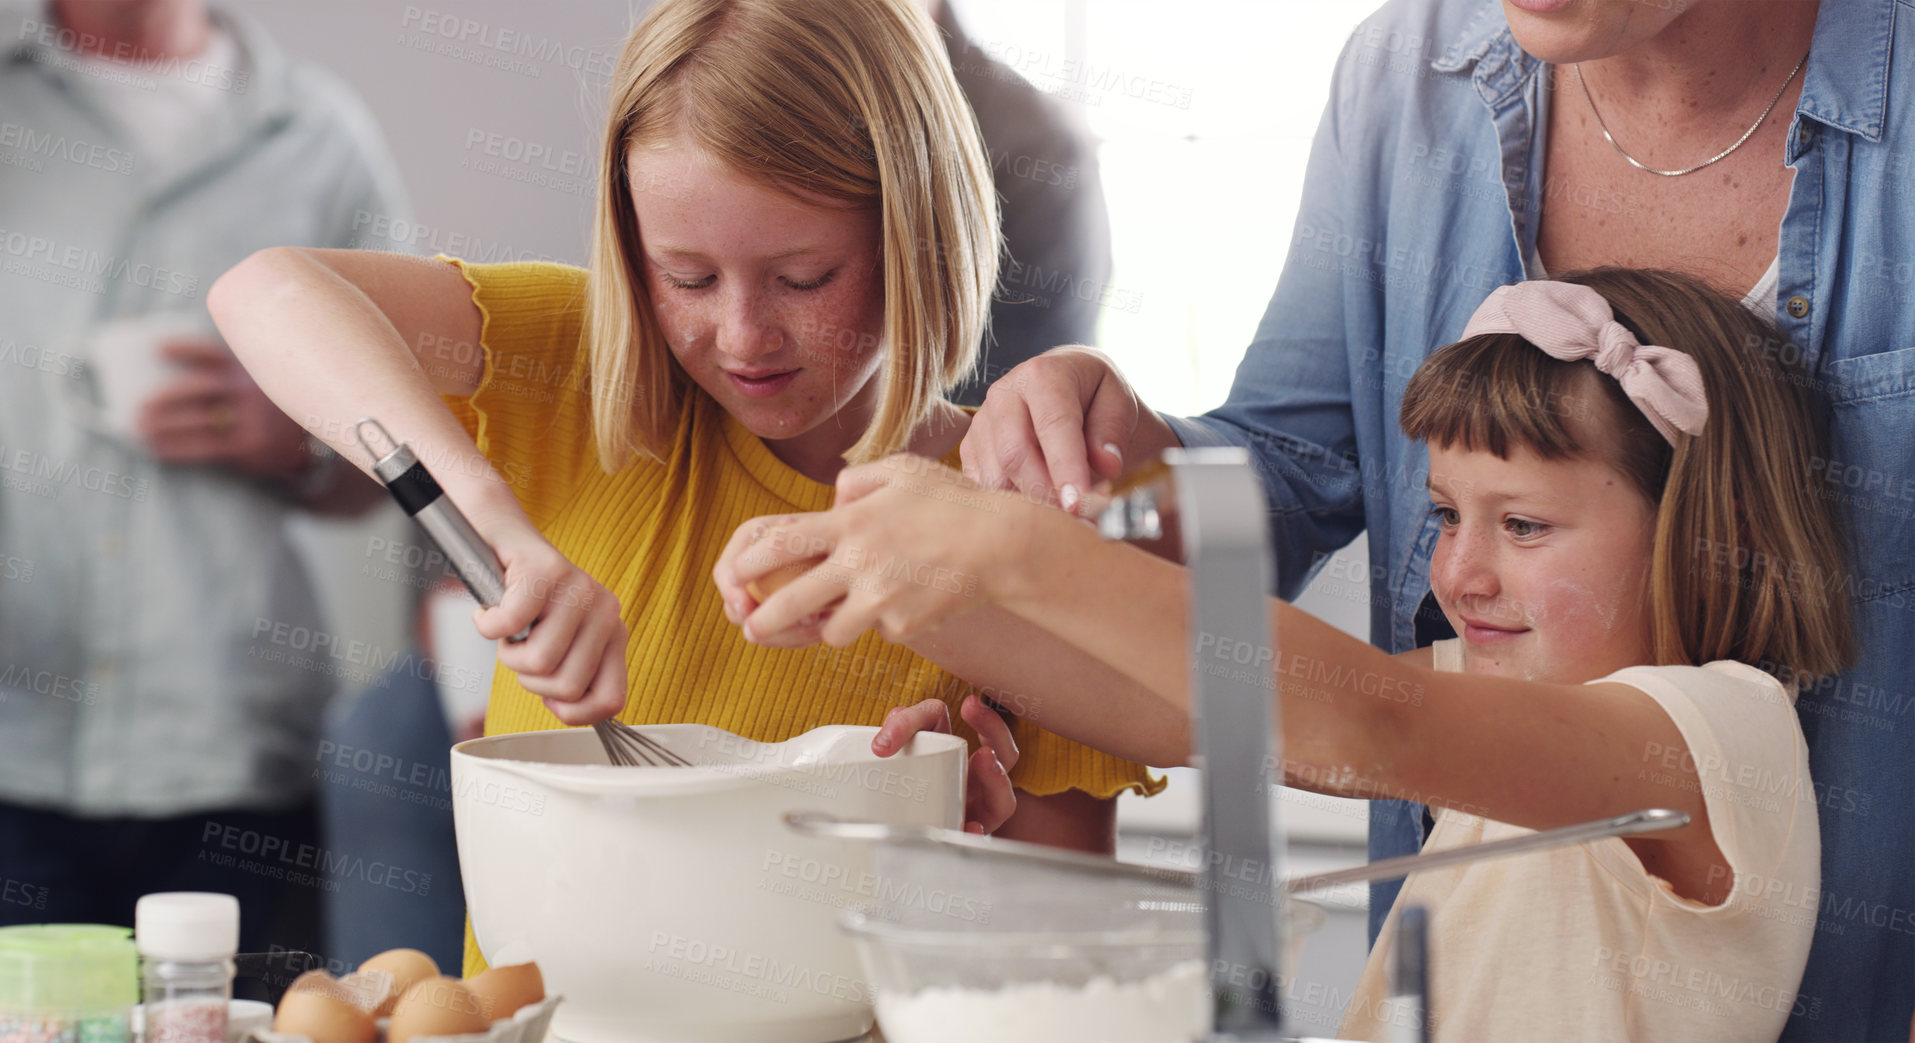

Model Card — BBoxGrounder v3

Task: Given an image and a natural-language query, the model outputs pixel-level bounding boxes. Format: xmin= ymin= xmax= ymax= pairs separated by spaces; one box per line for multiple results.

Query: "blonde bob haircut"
xmin=582 ymin=0 xmax=999 ymax=470
xmin=1400 ymin=267 xmax=1855 ymax=686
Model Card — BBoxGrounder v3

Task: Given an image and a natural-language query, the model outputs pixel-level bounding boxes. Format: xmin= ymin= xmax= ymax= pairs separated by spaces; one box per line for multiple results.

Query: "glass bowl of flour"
xmin=845 ymin=897 xmax=1208 ymax=1043
xmin=844 ymin=893 xmax=1325 ymax=1043
xmin=783 ymin=811 xmax=1325 ymax=1043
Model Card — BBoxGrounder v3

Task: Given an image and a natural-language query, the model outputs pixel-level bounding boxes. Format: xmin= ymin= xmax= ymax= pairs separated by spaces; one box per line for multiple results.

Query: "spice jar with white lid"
xmin=134 ymin=893 xmax=237 ymax=1043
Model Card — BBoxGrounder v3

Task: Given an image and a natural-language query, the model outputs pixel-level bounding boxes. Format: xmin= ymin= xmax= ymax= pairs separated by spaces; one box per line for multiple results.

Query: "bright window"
xmin=949 ymin=0 xmax=1377 ymax=415
xmin=948 ymin=1 xmax=1384 ymax=846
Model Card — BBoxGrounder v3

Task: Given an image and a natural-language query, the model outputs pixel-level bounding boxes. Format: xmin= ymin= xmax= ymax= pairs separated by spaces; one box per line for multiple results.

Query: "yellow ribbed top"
xmin=442 ymin=259 xmax=1162 ymax=975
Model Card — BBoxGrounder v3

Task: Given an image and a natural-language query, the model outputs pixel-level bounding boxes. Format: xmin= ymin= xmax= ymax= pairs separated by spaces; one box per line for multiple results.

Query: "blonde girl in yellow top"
xmin=210 ymin=0 xmax=1155 ymax=864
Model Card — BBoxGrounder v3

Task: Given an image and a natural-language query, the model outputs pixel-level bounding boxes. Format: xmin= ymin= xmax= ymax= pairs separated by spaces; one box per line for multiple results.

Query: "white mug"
xmin=83 ymin=310 xmax=223 ymax=440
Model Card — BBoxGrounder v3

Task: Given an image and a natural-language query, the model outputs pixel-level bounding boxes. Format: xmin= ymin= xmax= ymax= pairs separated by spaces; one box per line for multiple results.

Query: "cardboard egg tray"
xmin=252 ymin=994 xmax=561 ymax=1043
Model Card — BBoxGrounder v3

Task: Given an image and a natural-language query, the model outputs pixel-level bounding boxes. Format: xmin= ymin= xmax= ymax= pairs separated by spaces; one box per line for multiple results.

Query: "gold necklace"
xmin=1575 ymin=53 xmax=1808 ymax=177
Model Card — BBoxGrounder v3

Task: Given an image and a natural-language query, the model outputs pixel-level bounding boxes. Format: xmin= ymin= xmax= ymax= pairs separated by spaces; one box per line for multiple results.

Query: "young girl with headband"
xmin=720 ymin=267 xmax=1853 ymax=1040
xmin=211 ymin=0 xmax=1155 ymax=974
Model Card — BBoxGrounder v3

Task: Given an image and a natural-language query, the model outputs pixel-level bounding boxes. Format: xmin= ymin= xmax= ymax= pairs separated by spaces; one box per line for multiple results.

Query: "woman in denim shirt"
xmin=962 ymin=1 xmax=1914 ymax=1039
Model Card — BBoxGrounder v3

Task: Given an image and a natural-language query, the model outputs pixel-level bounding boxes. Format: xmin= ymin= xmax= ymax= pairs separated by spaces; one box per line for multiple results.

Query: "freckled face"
xmin=1500 ymin=0 xmax=1700 ymax=64
xmin=1425 ymin=440 xmax=1659 ymax=682
xmin=626 ymin=136 xmax=886 ymax=455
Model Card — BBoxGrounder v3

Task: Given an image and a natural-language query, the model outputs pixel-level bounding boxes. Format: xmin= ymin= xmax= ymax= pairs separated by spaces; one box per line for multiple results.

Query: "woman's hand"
xmin=471 ymin=513 xmax=629 ymax=726
xmin=713 ymin=455 xmax=1026 ymax=648
xmin=961 ymin=346 xmax=1178 ymax=513
xmin=873 ymin=696 xmax=1019 ymax=835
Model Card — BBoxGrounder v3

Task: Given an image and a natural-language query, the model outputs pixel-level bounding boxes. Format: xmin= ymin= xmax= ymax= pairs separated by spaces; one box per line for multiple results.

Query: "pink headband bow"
xmin=1460 ymin=281 xmax=1708 ymax=444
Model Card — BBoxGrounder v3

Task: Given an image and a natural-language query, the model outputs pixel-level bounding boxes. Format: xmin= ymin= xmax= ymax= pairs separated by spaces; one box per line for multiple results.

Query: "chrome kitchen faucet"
xmin=1099 ymin=448 xmax=1288 ymax=1041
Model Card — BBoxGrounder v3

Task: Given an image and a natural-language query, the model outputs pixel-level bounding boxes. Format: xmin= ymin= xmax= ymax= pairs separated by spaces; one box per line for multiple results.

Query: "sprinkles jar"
xmin=134 ymin=895 xmax=237 ymax=1043
xmin=0 ymin=924 xmax=137 ymax=1043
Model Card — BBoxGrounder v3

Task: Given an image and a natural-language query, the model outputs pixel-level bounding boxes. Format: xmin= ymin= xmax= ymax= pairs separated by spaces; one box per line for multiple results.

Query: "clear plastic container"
xmin=0 ymin=923 xmax=138 ymax=1043
xmin=136 ymin=894 xmax=238 ymax=1043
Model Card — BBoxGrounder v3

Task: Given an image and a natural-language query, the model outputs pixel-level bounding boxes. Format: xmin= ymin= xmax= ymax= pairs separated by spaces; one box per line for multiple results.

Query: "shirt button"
xmin=1796 ymin=123 xmax=1815 ymax=148
xmin=1787 ymin=295 xmax=1811 ymax=319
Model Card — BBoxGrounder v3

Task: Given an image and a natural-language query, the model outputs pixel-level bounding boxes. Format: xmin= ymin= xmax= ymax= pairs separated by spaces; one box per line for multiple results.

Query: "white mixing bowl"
xmin=451 ymin=724 xmax=965 ymax=1043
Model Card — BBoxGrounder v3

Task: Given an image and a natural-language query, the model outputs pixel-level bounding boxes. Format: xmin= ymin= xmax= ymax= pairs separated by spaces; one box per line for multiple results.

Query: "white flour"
xmin=873 ymin=960 xmax=1209 ymax=1043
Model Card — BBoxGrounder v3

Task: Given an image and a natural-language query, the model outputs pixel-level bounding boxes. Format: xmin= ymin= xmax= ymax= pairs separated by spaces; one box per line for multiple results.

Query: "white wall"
xmin=233 ymin=0 xmax=645 ymax=265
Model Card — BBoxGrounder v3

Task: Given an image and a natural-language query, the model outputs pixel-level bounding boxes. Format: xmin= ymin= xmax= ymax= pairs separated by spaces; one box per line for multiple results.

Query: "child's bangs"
xmin=1399 ymin=333 xmax=1599 ymax=460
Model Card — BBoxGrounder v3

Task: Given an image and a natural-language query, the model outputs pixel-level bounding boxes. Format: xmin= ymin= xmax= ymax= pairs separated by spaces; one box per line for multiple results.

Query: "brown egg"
xmin=746 ymin=561 xmax=813 ymax=602
xmin=465 ymin=961 xmax=544 ymax=1021
xmin=274 ymin=972 xmax=377 ymax=1043
xmin=388 ymin=976 xmax=491 ymax=1043
xmin=358 ymin=948 xmax=439 ymax=1017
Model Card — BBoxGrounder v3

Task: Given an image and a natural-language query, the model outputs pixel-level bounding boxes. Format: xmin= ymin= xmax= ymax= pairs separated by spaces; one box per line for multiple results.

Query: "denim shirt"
xmin=1168 ymin=1 xmax=1915 ymax=1038
xmin=0 ymin=4 xmax=410 ymax=815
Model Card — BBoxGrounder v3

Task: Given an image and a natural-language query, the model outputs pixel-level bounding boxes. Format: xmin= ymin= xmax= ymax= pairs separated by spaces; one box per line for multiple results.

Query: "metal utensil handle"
xmin=354 ymin=417 xmax=530 ymax=642
xmin=784 ymin=806 xmax=1688 ymax=896
xmin=1283 ymin=808 xmax=1689 ymax=895
xmin=413 ymin=500 xmax=509 ymax=606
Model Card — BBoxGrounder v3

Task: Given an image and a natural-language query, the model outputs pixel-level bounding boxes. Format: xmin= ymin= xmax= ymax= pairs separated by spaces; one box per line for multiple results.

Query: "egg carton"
xmin=251 ymin=994 xmax=561 ymax=1043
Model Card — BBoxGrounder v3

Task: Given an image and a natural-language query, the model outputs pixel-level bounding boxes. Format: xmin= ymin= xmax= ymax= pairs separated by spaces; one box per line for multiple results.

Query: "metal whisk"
xmin=356 ymin=417 xmax=694 ymax=769
xmin=592 ymin=720 xmax=693 ymax=767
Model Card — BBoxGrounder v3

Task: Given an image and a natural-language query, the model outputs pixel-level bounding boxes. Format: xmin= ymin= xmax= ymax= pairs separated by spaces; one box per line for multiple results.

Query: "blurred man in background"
xmin=0 ymin=0 xmax=407 ymax=967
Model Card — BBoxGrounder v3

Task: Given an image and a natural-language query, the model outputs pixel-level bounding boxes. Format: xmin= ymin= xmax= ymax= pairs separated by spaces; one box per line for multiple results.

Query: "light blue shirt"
xmin=1168 ymin=1 xmax=1915 ymax=1038
xmin=0 ymin=5 xmax=409 ymax=815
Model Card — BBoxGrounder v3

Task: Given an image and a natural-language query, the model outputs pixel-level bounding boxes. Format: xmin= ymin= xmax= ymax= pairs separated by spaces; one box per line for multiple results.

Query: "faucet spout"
xmin=1099 ymin=447 xmax=1287 ymax=1040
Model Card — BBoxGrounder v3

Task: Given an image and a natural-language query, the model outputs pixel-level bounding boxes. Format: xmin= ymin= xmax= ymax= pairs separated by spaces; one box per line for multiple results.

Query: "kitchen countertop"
xmin=539 ymin=1029 xmax=884 ymax=1042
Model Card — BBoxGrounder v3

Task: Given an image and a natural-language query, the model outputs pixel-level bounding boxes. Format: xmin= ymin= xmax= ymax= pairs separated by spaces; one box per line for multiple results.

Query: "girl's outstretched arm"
xmin=211 ymin=249 xmax=628 ymax=725
xmin=722 ymin=456 xmax=1730 ymax=903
